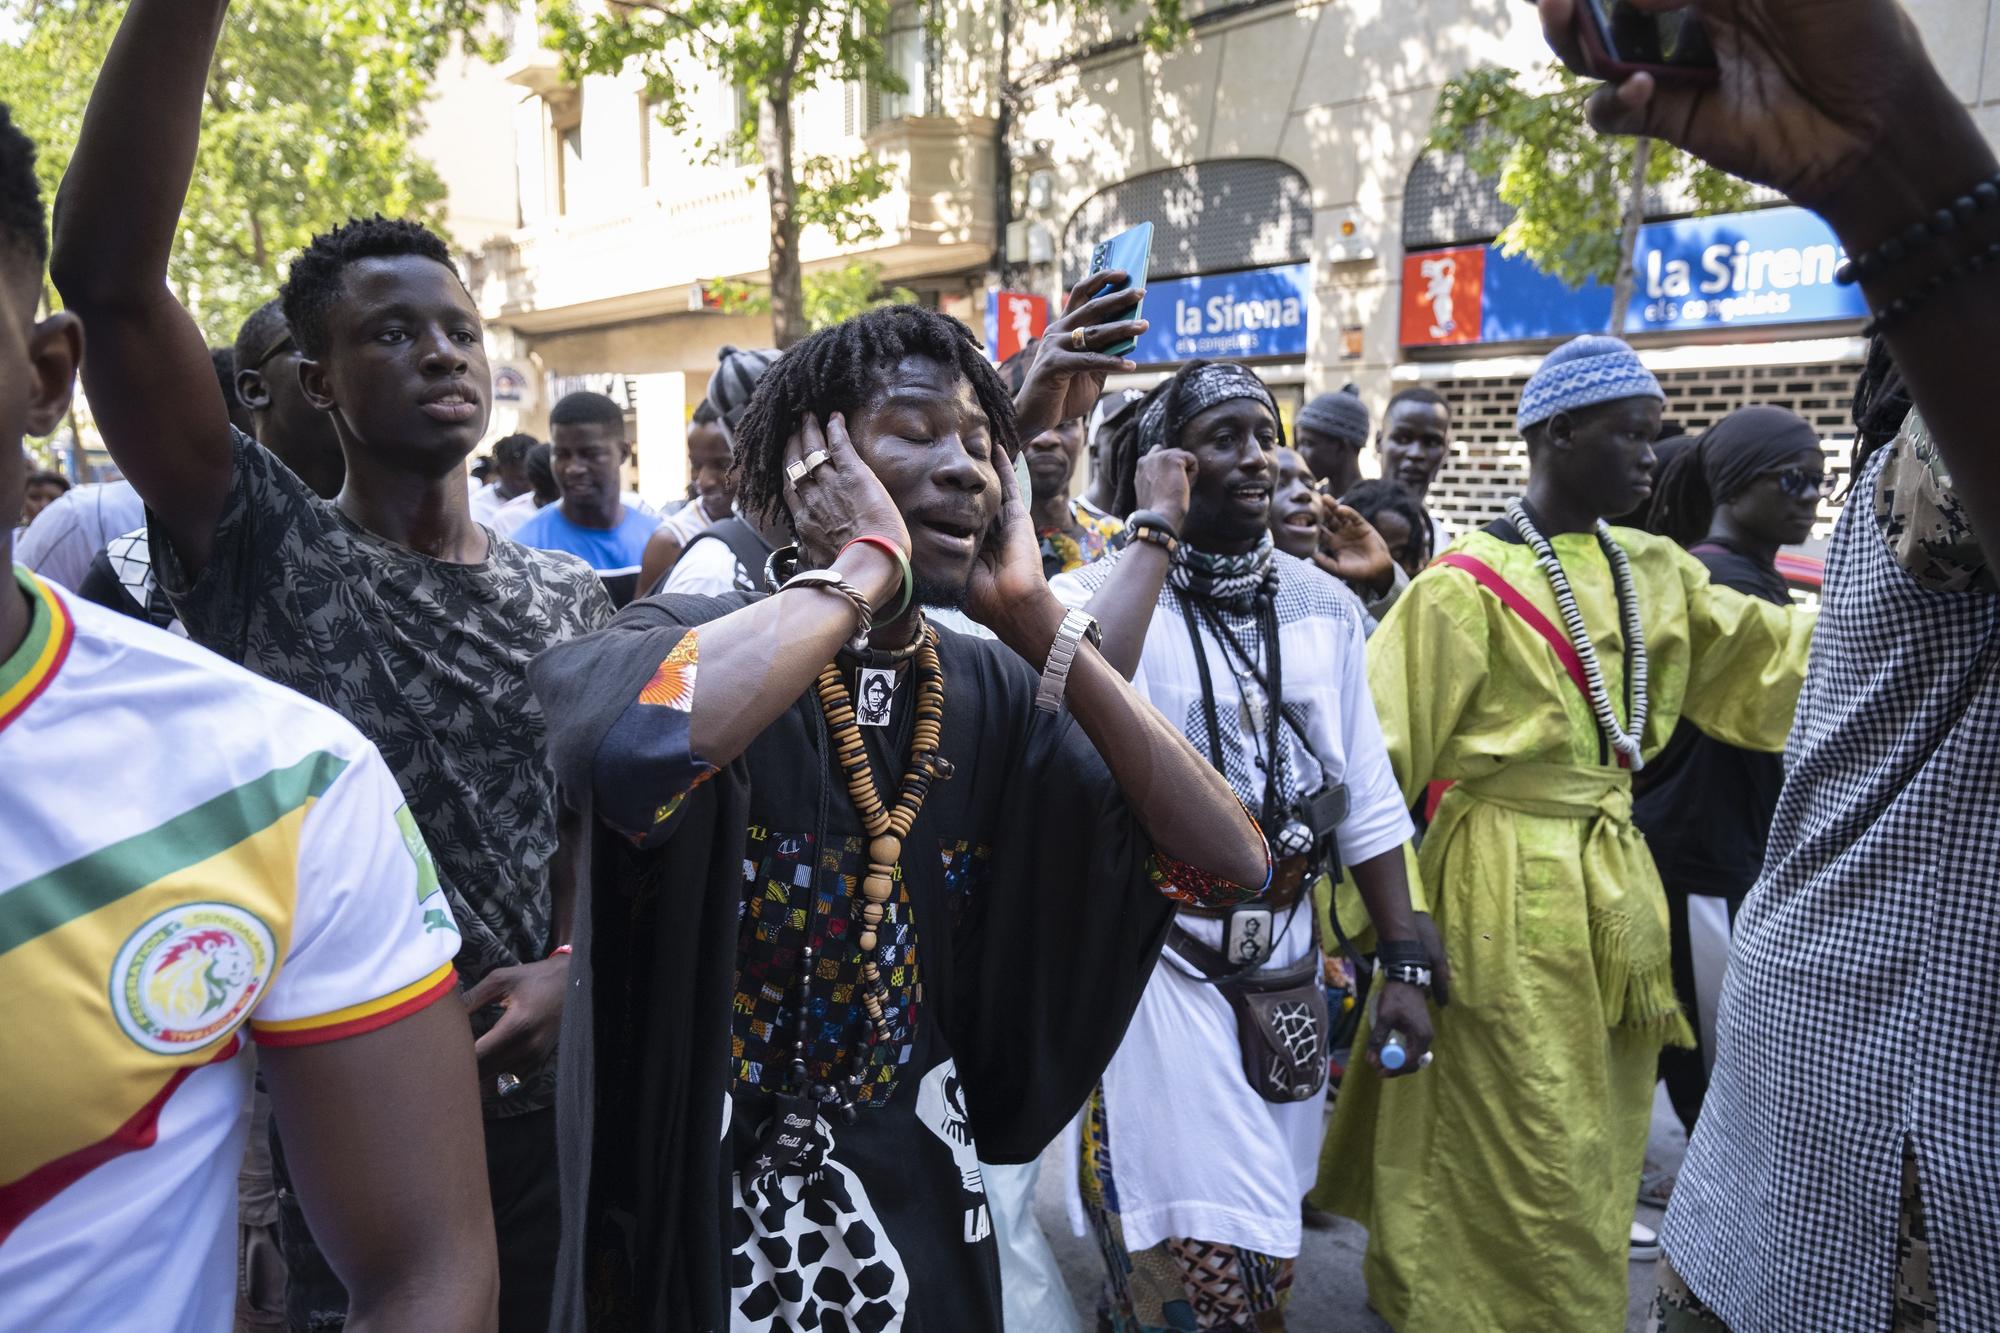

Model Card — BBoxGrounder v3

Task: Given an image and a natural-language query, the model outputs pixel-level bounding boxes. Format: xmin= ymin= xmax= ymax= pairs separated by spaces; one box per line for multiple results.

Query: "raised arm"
xmin=1538 ymin=0 xmax=2000 ymax=555
xmin=49 ymin=0 xmax=235 ymax=574
xmin=969 ymin=437 xmax=1270 ymax=891
xmin=1073 ymin=448 xmax=1195 ymax=678
xmin=261 ymin=998 xmax=498 ymax=1332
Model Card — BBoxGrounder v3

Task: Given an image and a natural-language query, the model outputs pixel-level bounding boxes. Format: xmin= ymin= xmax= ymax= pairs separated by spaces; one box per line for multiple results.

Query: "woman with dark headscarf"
xmin=1635 ymin=404 xmax=1829 ymax=1150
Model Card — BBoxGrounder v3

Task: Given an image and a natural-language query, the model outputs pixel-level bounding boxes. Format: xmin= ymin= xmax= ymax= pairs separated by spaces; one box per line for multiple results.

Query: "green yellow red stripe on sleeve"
xmin=0 ymin=569 xmax=73 ymax=734
xmin=251 ymin=961 xmax=458 ymax=1047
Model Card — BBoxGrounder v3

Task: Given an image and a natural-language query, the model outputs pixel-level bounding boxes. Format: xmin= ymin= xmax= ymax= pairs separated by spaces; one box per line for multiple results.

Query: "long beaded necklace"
xmin=785 ymin=624 xmax=952 ymax=1125
xmin=1505 ymin=498 xmax=1649 ymax=770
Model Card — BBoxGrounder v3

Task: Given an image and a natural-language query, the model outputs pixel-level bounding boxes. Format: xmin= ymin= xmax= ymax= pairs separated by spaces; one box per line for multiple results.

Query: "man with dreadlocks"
xmin=1311 ymin=334 xmax=1814 ymax=1333
xmin=1049 ymin=359 xmax=1432 ymax=1332
xmin=52 ymin=4 xmax=614 ymax=1327
xmin=528 ymin=284 xmax=1273 ymax=1332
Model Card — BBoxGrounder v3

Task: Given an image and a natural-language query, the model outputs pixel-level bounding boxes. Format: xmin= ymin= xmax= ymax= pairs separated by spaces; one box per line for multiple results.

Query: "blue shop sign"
xmin=1132 ymin=263 xmax=1311 ymax=364
xmin=1404 ymin=206 xmax=1868 ymax=346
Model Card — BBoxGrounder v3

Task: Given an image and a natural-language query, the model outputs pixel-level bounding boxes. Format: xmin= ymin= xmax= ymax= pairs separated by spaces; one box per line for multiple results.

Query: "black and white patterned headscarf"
xmin=1137 ymin=361 xmax=1284 ymax=458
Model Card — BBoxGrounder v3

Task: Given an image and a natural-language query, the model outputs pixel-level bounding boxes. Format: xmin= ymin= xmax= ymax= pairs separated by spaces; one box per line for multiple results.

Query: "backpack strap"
xmin=656 ymin=516 xmax=772 ymax=597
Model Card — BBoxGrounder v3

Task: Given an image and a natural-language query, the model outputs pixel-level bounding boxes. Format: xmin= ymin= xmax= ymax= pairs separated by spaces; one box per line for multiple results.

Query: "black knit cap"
xmin=707 ymin=345 xmax=782 ymax=433
xmin=1297 ymin=384 xmax=1370 ymax=445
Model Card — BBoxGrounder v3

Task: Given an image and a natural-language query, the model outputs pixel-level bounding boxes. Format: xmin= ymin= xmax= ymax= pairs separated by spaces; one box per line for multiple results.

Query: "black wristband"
xmin=1376 ymin=938 xmax=1430 ymax=969
xmin=1126 ymin=509 xmax=1182 ymax=541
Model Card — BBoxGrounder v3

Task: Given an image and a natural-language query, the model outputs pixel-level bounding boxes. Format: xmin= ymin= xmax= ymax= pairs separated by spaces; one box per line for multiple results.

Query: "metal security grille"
xmin=1423 ymin=357 xmax=1865 ymax=542
xmin=1060 ymin=159 xmax=1314 ymax=286
xmin=1402 ymin=147 xmax=1786 ymax=251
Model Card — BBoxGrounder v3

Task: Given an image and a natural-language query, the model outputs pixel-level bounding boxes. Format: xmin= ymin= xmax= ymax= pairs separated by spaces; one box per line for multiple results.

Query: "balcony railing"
xmin=470 ymin=114 xmax=1000 ymax=330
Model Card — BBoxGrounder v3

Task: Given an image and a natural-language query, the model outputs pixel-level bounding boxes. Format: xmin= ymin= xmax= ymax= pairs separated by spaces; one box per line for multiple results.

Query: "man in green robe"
xmin=1315 ymin=337 xmax=1815 ymax=1331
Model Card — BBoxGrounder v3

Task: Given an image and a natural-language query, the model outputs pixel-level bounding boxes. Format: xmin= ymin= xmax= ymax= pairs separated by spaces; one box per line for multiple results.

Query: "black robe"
xmin=530 ymin=593 xmax=1189 ymax=1332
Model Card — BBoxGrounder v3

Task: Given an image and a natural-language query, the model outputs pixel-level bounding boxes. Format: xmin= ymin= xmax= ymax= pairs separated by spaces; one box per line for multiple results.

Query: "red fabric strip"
xmin=1435 ymin=552 xmax=1629 ymax=769
xmin=0 ymin=1033 xmax=240 ymax=1244
xmin=250 ymin=966 xmax=457 ymax=1048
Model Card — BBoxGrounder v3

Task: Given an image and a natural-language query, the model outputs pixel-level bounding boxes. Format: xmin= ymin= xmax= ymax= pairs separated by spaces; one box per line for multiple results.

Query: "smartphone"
xmin=1573 ymin=0 xmax=1718 ymax=83
xmin=1087 ymin=222 xmax=1154 ymax=358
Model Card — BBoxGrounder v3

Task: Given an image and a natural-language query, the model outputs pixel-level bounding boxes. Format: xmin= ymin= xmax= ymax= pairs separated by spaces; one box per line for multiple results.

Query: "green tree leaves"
xmin=2 ymin=0 xmax=483 ymax=341
xmin=1430 ymin=63 xmax=1751 ymax=322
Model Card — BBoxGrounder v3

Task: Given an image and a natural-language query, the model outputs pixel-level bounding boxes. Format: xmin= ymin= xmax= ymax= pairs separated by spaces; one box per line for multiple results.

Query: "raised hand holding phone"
xmin=1013 ymin=270 xmax=1149 ymax=440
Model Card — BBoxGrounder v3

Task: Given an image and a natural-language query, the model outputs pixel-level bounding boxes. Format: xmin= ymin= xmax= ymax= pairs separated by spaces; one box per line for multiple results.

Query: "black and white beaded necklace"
xmin=1506 ymin=498 xmax=1649 ymax=770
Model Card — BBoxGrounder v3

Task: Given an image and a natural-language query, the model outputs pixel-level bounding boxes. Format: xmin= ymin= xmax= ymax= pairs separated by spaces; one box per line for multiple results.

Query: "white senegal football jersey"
xmin=0 ymin=568 xmax=462 ymax=1332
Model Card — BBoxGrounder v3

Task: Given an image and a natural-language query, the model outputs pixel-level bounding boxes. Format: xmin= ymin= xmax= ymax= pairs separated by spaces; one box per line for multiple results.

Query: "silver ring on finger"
xmin=785 ymin=449 xmax=831 ymax=486
xmin=1070 ymin=326 xmax=1089 ymax=353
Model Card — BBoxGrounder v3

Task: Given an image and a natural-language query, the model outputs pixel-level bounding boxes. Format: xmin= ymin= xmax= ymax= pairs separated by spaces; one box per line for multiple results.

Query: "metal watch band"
xmin=1034 ymin=608 xmax=1099 ymax=714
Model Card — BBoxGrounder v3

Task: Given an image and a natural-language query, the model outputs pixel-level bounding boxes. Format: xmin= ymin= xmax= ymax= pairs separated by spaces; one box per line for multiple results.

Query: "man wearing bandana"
xmin=1052 ymin=360 xmax=1435 ymax=1332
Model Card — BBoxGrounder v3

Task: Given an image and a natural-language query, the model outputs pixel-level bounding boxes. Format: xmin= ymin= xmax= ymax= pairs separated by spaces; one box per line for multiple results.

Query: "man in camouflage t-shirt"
xmin=52 ymin=7 xmax=611 ymax=1324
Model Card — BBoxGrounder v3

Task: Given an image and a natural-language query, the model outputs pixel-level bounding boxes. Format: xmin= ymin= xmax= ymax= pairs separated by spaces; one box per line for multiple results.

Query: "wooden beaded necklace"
xmin=792 ymin=622 xmax=952 ymax=1122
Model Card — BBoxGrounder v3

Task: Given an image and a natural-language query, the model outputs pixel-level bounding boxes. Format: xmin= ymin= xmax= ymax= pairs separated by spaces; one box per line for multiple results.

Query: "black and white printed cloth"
xmin=1662 ymin=431 xmax=2000 ymax=1329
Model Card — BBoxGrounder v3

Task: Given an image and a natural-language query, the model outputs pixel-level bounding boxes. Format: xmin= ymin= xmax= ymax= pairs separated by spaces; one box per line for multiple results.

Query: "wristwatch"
xmin=1035 ymin=608 xmax=1103 ymax=714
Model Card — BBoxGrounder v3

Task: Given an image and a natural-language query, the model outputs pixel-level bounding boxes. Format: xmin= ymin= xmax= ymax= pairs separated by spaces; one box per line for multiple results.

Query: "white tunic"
xmin=1050 ymin=548 xmax=1412 ymax=1256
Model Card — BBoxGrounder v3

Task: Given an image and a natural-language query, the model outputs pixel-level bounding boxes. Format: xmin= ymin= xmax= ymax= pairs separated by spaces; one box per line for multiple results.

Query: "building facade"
xmin=432 ymin=0 xmax=2000 ymax=527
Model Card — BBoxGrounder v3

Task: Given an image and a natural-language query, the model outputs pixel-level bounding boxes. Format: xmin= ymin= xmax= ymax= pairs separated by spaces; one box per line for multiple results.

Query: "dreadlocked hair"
xmin=0 ymin=103 xmax=46 ymax=273
xmin=732 ymin=305 xmax=1020 ymax=533
xmin=281 ymin=214 xmax=458 ymax=360
xmin=1344 ymin=478 xmax=1433 ymax=567
xmin=1851 ymin=334 xmax=1911 ymax=470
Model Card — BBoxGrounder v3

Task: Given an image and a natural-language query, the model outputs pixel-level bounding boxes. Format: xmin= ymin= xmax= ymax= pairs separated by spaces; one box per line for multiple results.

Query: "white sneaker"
xmin=1630 ymin=1219 xmax=1662 ymax=1263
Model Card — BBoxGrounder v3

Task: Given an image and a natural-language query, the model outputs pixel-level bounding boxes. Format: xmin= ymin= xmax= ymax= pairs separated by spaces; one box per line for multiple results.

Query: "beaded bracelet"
xmin=1862 ymin=232 xmax=2000 ymax=336
xmin=1836 ymin=168 xmax=2000 ymax=287
xmin=782 ymin=569 xmax=875 ymax=650
xmin=839 ymin=534 xmax=915 ymax=628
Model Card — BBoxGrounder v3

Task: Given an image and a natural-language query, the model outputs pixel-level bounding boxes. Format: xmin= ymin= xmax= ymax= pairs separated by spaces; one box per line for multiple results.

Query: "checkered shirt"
xmin=1662 ymin=442 xmax=2000 ymax=1329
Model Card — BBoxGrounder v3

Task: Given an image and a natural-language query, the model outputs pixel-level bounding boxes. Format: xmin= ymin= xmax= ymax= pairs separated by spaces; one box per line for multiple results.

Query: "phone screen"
xmin=1587 ymin=0 xmax=1715 ymax=68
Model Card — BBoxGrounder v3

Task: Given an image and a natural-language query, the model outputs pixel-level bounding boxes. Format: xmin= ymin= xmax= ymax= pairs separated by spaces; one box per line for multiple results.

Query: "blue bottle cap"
xmin=1380 ymin=1035 xmax=1408 ymax=1071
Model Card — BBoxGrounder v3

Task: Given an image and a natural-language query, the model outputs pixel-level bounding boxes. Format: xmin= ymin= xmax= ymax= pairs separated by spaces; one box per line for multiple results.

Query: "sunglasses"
xmin=1769 ymin=466 xmax=1835 ymax=500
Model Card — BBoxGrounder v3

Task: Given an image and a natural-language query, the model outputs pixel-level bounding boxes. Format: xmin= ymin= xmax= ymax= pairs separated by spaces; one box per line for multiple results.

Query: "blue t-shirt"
xmin=509 ymin=505 xmax=659 ymax=607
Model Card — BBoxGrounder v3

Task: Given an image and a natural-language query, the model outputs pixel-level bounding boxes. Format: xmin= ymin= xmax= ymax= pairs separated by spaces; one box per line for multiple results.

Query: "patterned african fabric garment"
xmin=1039 ymin=497 xmax=1125 ymax=578
xmin=529 ymin=593 xmax=1267 ymax=1333
xmin=152 ymin=428 xmax=614 ymax=1121
xmin=1049 ymin=549 xmax=1409 ymax=1294
xmin=1078 ymin=1089 xmax=1294 ymax=1333
xmin=1314 ymin=522 xmax=1813 ymax=1333
xmin=0 ymin=571 xmax=459 ymax=1333
xmin=1661 ymin=423 xmax=2000 ymax=1330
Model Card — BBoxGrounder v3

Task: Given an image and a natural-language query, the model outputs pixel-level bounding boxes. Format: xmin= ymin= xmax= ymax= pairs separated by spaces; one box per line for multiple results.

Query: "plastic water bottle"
xmin=1379 ymin=1030 xmax=1410 ymax=1072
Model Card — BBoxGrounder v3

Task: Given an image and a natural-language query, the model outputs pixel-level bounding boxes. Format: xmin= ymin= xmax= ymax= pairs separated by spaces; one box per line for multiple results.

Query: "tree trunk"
xmin=760 ymin=88 xmax=806 ymax=348
xmin=1607 ymin=136 xmax=1651 ymax=334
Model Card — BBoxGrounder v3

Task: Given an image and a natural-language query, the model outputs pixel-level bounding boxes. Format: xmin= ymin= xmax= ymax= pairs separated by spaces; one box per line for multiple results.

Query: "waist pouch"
xmin=1166 ymin=916 xmax=1328 ymax=1104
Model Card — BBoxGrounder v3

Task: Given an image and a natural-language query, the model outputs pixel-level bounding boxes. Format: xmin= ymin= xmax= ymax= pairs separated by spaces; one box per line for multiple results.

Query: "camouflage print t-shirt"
xmin=154 ymin=430 xmax=615 ymax=1115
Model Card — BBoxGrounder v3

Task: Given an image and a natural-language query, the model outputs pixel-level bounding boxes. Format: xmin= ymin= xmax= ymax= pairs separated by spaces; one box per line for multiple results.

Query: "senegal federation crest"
xmin=111 ymin=902 xmax=277 ymax=1054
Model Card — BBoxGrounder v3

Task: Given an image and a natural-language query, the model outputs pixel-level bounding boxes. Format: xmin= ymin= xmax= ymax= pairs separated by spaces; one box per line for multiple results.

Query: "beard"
xmin=915 ymin=570 xmax=969 ymax=610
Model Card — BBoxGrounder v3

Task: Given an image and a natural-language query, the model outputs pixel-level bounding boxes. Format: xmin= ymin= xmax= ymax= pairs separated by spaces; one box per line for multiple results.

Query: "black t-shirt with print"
xmin=154 ymin=430 xmax=615 ymax=1115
